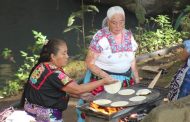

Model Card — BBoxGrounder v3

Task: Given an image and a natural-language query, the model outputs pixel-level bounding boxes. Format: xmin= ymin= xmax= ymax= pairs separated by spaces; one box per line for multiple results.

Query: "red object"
xmin=122 ymin=80 xmax=127 ymax=87
xmin=81 ymin=112 xmax=86 ymax=119
xmin=90 ymin=78 xmax=104 ymax=95
xmin=129 ymin=78 xmax=135 ymax=86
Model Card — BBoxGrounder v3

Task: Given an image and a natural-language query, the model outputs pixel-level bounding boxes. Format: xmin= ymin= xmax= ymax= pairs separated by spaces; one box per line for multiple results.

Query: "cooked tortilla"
xmin=104 ymin=81 xmax=122 ymax=94
xmin=111 ymin=101 xmax=129 ymax=107
xmin=118 ymin=89 xmax=135 ymax=95
xmin=129 ymin=96 xmax=146 ymax=102
xmin=136 ymin=89 xmax=151 ymax=96
xmin=93 ymin=99 xmax=112 ymax=105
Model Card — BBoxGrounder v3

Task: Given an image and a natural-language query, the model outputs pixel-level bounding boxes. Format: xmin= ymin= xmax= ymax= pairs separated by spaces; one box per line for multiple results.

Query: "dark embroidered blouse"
xmin=25 ymin=62 xmax=73 ymax=110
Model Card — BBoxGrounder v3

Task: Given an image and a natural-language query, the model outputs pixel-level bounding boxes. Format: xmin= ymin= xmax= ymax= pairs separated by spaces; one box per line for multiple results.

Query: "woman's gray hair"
xmin=102 ymin=17 xmax=108 ymax=28
xmin=102 ymin=6 xmax=125 ymax=28
xmin=107 ymin=6 xmax=125 ymax=20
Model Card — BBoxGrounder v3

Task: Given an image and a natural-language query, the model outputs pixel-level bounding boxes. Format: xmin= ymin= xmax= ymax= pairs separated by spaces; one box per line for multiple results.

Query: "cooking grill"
xmin=77 ymin=83 xmax=168 ymax=122
xmin=93 ymin=86 xmax=160 ymax=107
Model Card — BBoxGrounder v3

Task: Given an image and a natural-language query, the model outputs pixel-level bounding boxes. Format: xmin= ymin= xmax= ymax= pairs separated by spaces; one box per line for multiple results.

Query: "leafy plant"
xmin=2 ymin=80 xmax=21 ymax=96
xmin=1 ymin=48 xmax=12 ymax=59
xmin=64 ymin=3 xmax=99 ymax=54
xmin=175 ymin=5 xmax=190 ymax=30
xmin=1 ymin=48 xmax=15 ymax=63
xmin=0 ymin=30 xmax=46 ymax=96
xmin=135 ymin=15 xmax=184 ymax=54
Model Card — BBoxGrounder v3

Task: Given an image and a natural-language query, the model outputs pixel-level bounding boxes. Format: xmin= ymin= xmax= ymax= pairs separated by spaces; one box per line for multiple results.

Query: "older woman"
xmin=77 ymin=6 xmax=140 ymax=122
xmin=168 ymin=39 xmax=190 ymax=100
xmin=86 ymin=6 xmax=140 ymax=94
xmin=21 ymin=39 xmax=115 ymax=122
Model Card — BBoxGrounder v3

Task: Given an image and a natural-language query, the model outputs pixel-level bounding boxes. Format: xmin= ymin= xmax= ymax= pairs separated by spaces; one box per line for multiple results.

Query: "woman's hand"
xmin=80 ymin=93 xmax=94 ymax=101
xmin=102 ymin=76 xmax=117 ymax=85
xmin=135 ymin=77 xmax=140 ymax=84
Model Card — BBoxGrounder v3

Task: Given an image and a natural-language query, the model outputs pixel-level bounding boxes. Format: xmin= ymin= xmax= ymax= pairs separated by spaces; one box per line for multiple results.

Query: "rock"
xmin=142 ymin=95 xmax=190 ymax=122
xmin=141 ymin=65 xmax=160 ymax=73
xmin=83 ymin=0 xmax=190 ymax=15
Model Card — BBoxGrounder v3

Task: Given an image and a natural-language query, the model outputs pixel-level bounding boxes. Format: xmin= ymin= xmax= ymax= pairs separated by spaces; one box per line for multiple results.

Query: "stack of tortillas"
xmin=104 ymin=81 xmax=122 ymax=94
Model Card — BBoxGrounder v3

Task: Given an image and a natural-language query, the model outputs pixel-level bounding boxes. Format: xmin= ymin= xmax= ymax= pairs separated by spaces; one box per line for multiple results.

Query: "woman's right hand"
xmin=102 ymin=76 xmax=117 ymax=85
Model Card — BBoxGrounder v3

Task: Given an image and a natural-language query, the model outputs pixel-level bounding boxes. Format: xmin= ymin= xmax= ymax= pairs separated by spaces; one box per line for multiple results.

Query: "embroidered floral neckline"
xmin=102 ymin=27 xmax=132 ymax=53
xmin=44 ymin=62 xmax=59 ymax=70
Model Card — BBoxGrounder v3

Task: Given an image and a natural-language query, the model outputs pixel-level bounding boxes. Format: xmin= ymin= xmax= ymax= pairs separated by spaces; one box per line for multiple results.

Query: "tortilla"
xmin=118 ymin=89 xmax=135 ymax=95
xmin=111 ymin=101 xmax=129 ymax=107
xmin=93 ymin=99 xmax=112 ymax=105
xmin=136 ymin=89 xmax=151 ymax=96
xmin=129 ymin=96 xmax=146 ymax=102
xmin=104 ymin=81 xmax=122 ymax=94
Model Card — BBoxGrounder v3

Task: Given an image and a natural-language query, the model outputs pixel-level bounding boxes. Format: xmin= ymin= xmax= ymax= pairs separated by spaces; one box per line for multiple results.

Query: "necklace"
xmin=113 ymin=32 xmax=124 ymax=45
xmin=114 ymin=32 xmax=124 ymax=58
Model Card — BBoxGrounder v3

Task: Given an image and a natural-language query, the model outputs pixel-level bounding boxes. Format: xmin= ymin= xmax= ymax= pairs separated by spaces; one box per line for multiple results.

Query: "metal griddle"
xmin=92 ymin=86 xmax=160 ymax=107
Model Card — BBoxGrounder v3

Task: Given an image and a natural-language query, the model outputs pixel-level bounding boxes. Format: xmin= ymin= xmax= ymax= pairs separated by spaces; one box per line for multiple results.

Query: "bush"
xmin=135 ymin=15 xmax=186 ymax=54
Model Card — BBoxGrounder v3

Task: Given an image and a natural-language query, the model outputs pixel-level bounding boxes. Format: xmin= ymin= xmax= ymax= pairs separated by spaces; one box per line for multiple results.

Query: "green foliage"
xmin=1 ymin=48 xmax=12 ymax=59
xmin=2 ymin=80 xmax=21 ymax=96
xmin=135 ymin=15 xmax=184 ymax=54
xmin=0 ymin=31 xmax=46 ymax=96
xmin=65 ymin=5 xmax=99 ymax=27
xmin=63 ymin=25 xmax=82 ymax=33
xmin=180 ymin=13 xmax=190 ymax=33
xmin=28 ymin=30 xmax=47 ymax=53
xmin=1 ymin=48 xmax=16 ymax=63
xmin=135 ymin=0 xmax=146 ymax=25
xmin=175 ymin=5 xmax=190 ymax=30
xmin=64 ymin=4 xmax=99 ymax=54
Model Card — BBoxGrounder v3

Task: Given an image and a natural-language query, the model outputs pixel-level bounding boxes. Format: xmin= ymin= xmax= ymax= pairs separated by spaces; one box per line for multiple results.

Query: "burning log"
xmin=89 ymin=103 xmax=123 ymax=115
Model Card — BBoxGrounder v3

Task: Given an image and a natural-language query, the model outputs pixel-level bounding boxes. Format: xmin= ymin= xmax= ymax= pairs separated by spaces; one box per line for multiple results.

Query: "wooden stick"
xmin=148 ymin=70 xmax=162 ymax=88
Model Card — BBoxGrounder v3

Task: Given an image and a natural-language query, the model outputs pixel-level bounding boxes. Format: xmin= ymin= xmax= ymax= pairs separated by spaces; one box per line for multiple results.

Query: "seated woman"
xmin=77 ymin=6 xmax=140 ymax=122
xmin=21 ymin=38 xmax=116 ymax=122
xmin=168 ymin=39 xmax=190 ymax=100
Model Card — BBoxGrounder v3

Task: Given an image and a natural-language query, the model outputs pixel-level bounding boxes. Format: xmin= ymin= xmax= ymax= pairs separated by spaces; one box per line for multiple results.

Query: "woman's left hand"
xmin=135 ymin=77 xmax=140 ymax=84
xmin=80 ymin=93 xmax=94 ymax=101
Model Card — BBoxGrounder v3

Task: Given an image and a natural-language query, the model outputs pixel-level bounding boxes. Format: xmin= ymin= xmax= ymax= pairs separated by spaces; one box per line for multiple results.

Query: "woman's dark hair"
xmin=38 ymin=38 xmax=66 ymax=63
xmin=30 ymin=38 xmax=66 ymax=77
xmin=19 ymin=38 xmax=66 ymax=108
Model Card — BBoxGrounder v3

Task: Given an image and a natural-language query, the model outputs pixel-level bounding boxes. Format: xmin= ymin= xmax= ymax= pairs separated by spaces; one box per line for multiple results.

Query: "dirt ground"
xmin=0 ymin=48 xmax=184 ymax=122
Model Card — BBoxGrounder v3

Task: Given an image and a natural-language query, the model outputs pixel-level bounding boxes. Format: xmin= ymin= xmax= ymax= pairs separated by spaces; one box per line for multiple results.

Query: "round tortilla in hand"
xmin=104 ymin=81 xmax=122 ymax=94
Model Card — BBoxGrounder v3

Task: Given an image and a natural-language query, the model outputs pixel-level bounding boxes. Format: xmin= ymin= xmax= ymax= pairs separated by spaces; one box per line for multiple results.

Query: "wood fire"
xmin=89 ymin=102 xmax=123 ymax=115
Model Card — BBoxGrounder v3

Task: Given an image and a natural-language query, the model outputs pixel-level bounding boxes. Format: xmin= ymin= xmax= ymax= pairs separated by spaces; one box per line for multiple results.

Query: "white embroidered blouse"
xmin=89 ymin=27 xmax=138 ymax=73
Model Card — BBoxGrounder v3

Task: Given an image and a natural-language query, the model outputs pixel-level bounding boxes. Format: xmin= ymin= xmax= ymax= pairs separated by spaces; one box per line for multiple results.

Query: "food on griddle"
xmin=129 ymin=96 xmax=146 ymax=102
xmin=118 ymin=89 xmax=135 ymax=95
xmin=104 ymin=81 xmax=122 ymax=94
xmin=110 ymin=101 xmax=129 ymax=107
xmin=93 ymin=99 xmax=112 ymax=105
xmin=136 ymin=89 xmax=151 ymax=96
